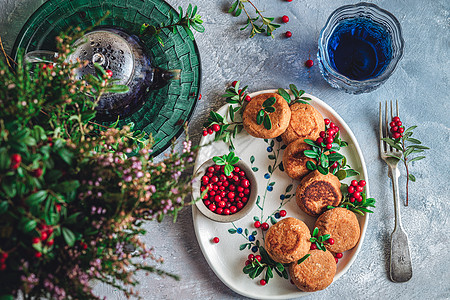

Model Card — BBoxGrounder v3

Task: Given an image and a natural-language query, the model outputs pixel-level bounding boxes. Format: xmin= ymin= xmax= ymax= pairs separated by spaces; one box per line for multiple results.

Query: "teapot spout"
xmin=150 ymin=67 xmax=181 ymax=90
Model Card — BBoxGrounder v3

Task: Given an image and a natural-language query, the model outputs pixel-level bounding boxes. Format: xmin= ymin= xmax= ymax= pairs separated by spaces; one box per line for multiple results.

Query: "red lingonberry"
xmin=358 ymin=180 xmax=366 ymax=187
xmin=305 ymin=59 xmax=314 ymax=68
xmin=260 ymin=279 xmax=267 ymax=286
xmin=328 ymin=238 xmax=335 ymax=245
xmin=348 ymin=186 xmax=355 ymax=193
xmin=316 ymin=137 xmax=324 ymax=144
xmin=40 ymin=231 xmax=48 ymax=241
xmin=324 ymin=119 xmax=330 ymax=125
xmin=310 ymin=243 xmax=317 ymax=250
xmin=326 ymin=137 xmax=334 ymax=144
xmin=35 ymin=252 xmax=42 ymax=258
xmin=392 ymin=116 xmax=400 ymax=122
xmin=285 ymin=31 xmax=292 ymax=38
xmin=255 ymin=255 xmax=262 ymax=262
xmin=245 ymin=260 xmax=251 ymax=266
xmin=47 ymin=239 xmax=54 ymax=246
xmin=208 ymin=203 xmax=216 ymax=212
xmin=326 ymin=143 xmax=332 ymax=150
xmin=254 ymin=221 xmax=261 ymax=228
xmin=261 ymin=222 xmax=269 ymax=231
xmin=279 ymin=210 xmax=287 ymax=217
xmin=216 ymin=207 xmax=223 ymax=214
xmin=32 ymin=237 xmax=40 ymax=244
xmin=212 ymin=124 xmax=221 ymax=132
xmin=351 ymin=180 xmax=358 ymax=187
xmin=105 ymin=69 xmax=113 ymax=78
xmin=392 ymin=132 xmax=401 ymax=139
xmin=335 ymin=257 xmax=339 ymax=263
xmin=223 ymin=208 xmax=230 ymax=215
xmin=248 ymin=254 xmax=255 ymax=260
xmin=336 ymin=252 xmax=343 ymax=259
xmin=356 ymin=186 xmax=364 ymax=192
xmin=240 ymin=179 xmax=250 ymax=188
xmin=396 ymin=121 xmax=402 ymax=127
xmin=198 ymin=94 xmax=202 ymax=100
xmin=353 ymin=192 xmax=360 ymax=199
xmin=238 ymin=89 xmax=242 ymax=94
xmin=202 ymin=130 xmax=208 ymax=136
xmin=390 ymin=126 xmax=398 ymax=133
xmin=213 ymin=237 xmax=220 ymax=243
xmin=282 ymin=15 xmax=289 ymax=23
xmin=245 ymin=95 xmax=251 ymax=102
xmin=389 ymin=121 xmax=396 ymax=127
xmin=331 ymin=162 xmax=338 ymax=169
xmin=207 ymin=128 xmax=213 ymax=134
xmin=232 ymin=81 xmax=238 ymax=87
xmin=11 ymin=153 xmax=21 ymax=164
xmin=349 ymin=196 xmax=356 ymax=203
xmin=399 ymin=127 xmax=405 ymax=133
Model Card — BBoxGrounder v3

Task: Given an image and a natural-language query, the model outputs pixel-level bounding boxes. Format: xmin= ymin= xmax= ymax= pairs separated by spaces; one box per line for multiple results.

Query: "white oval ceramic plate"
xmin=192 ymin=90 xmax=369 ymax=299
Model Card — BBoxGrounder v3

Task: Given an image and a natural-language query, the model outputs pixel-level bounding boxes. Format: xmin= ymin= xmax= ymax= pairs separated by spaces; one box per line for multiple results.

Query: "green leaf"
xmin=235 ymin=8 xmax=242 ymax=17
xmin=336 ymin=170 xmax=347 ymax=180
xmin=26 ymin=190 xmax=48 ymax=206
xmin=303 ymin=150 xmax=319 ymax=159
xmin=303 ymin=139 xmax=318 ymax=147
xmin=224 ymin=164 xmax=234 ymax=176
xmin=0 ymin=201 xmax=8 ymax=214
xmin=256 ymin=110 xmax=264 ymax=125
xmin=306 ymin=161 xmax=317 ymax=171
xmin=312 ymin=227 xmax=318 ymax=237
xmin=327 ymin=152 xmax=345 ymax=162
xmin=52 ymin=180 xmax=80 ymax=193
xmin=408 ymin=156 xmax=425 ymax=163
xmin=345 ymin=169 xmax=360 ymax=178
xmin=0 ymin=149 xmax=9 ymax=170
xmin=20 ymin=218 xmax=37 ymax=232
xmin=239 ymin=243 xmax=247 ymax=251
xmin=228 ymin=228 xmax=237 ymax=234
xmin=265 ymin=106 xmax=276 ymax=113
xmin=262 ymin=97 xmax=276 ymax=108
xmin=407 ymin=145 xmax=429 ymax=150
xmin=277 ymin=88 xmax=291 ymax=104
xmin=0 ymin=295 xmax=14 ymax=300
xmin=406 ymin=138 xmax=421 ymax=144
xmin=317 ymin=165 xmax=328 ymax=175
xmin=263 ymin=115 xmax=272 ymax=130
xmin=243 ymin=264 xmax=254 ymax=274
xmin=62 ymin=227 xmax=76 ymax=247
xmin=403 ymin=126 xmax=417 ymax=135
xmin=297 ymin=254 xmax=311 ymax=264
xmin=57 ymin=148 xmax=73 ymax=165
xmin=229 ymin=0 xmax=239 ymax=13
xmin=408 ymin=174 xmax=416 ymax=182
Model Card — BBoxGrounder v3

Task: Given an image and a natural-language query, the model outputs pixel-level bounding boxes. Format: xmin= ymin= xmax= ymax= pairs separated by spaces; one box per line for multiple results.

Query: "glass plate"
xmin=11 ymin=0 xmax=201 ymax=156
xmin=192 ymin=90 xmax=369 ymax=299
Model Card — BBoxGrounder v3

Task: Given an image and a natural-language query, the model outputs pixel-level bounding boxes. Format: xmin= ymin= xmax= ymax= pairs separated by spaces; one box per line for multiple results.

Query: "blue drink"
xmin=318 ymin=3 xmax=404 ymax=94
xmin=327 ymin=18 xmax=392 ymax=81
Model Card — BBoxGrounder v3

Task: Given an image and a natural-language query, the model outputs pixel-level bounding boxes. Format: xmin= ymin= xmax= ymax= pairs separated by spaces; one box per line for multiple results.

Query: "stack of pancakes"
xmin=243 ymin=93 xmax=361 ymax=292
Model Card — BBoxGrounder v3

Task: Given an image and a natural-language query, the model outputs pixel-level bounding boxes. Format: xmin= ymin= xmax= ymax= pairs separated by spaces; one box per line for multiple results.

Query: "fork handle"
xmin=388 ymin=164 xmax=402 ymax=229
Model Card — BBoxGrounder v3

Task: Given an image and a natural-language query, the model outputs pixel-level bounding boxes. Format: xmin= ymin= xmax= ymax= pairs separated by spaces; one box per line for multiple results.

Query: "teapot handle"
xmin=23 ymin=50 xmax=58 ymax=65
xmin=150 ymin=67 xmax=181 ymax=90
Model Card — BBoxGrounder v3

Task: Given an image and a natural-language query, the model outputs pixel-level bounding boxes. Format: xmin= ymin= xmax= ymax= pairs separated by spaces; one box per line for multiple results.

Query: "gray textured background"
xmin=1 ymin=0 xmax=449 ymax=299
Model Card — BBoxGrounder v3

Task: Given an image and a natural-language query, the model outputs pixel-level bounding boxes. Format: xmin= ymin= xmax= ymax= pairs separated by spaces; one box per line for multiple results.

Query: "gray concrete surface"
xmin=1 ymin=0 xmax=449 ymax=299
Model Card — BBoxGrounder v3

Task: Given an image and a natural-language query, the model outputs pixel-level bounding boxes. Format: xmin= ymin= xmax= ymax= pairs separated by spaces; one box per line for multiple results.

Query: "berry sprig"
xmin=242 ymin=245 xmax=288 ymax=285
xmin=381 ymin=116 xmax=429 ymax=206
xmin=212 ymin=151 xmax=240 ymax=176
xmin=140 ymin=3 xmax=204 ymax=46
xmin=256 ymin=97 xmax=277 ymax=130
xmin=309 ymin=227 xmax=333 ymax=251
xmin=229 ymin=0 xmax=281 ymax=38
xmin=203 ymin=81 xmax=248 ymax=150
xmin=303 ymin=119 xmax=359 ymax=178
xmin=328 ymin=180 xmax=376 ymax=216
xmin=277 ymin=84 xmax=312 ymax=105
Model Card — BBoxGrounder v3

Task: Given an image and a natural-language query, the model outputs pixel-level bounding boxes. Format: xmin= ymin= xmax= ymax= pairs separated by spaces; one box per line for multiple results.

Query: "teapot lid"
xmin=69 ymin=29 xmax=134 ymax=85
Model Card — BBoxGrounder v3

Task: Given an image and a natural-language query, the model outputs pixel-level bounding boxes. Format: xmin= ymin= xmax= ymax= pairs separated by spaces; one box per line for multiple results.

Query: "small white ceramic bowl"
xmin=192 ymin=158 xmax=258 ymax=223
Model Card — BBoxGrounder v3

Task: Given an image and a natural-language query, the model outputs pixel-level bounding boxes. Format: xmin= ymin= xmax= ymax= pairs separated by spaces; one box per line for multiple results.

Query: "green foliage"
xmin=140 ymin=3 xmax=204 ymax=46
xmin=212 ymin=151 xmax=240 ymax=176
xmin=229 ymin=0 xmax=280 ymax=38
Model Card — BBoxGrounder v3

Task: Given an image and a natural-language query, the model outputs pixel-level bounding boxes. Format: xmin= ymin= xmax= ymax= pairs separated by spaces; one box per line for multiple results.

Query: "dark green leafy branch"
xmin=328 ymin=189 xmax=376 ymax=216
xmin=309 ymin=227 xmax=330 ymax=251
xmin=257 ymin=97 xmax=276 ymax=130
xmin=381 ymin=125 xmax=429 ymax=206
xmin=277 ymin=84 xmax=312 ymax=105
xmin=140 ymin=4 xmax=204 ymax=46
xmin=303 ymin=134 xmax=357 ymax=177
xmin=203 ymin=81 xmax=248 ymax=150
xmin=212 ymin=151 xmax=240 ymax=176
xmin=242 ymin=246 xmax=288 ymax=284
xmin=229 ymin=0 xmax=280 ymax=38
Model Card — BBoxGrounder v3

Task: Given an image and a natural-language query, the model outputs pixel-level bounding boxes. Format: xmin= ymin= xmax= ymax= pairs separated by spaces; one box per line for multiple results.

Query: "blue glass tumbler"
xmin=318 ymin=2 xmax=404 ymax=94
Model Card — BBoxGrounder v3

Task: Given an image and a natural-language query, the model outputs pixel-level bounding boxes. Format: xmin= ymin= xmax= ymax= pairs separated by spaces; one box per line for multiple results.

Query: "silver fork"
xmin=379 ymin=101 xmax=413 ymax=283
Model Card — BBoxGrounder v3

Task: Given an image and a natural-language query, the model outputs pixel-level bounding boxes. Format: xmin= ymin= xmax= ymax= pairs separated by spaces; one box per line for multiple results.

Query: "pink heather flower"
xmin=136 ymin=171 xmax=144 ymax=178
xmin=149 ymin=185 xmax=156 ymax=193
xmin=171 ymin=188 xmax=179 ymax=194
xmin=124 ymin=175 xmax=132 ymax=182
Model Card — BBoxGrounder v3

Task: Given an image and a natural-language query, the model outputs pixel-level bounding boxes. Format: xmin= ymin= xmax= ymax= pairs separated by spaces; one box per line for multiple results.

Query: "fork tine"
xmin=379 ymin=102 xmax=385 ymax=153
xmin=396 ymin=100 xmax=399 ymax=118
xmin=385 ymin=101 xmax=391 ymax=151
